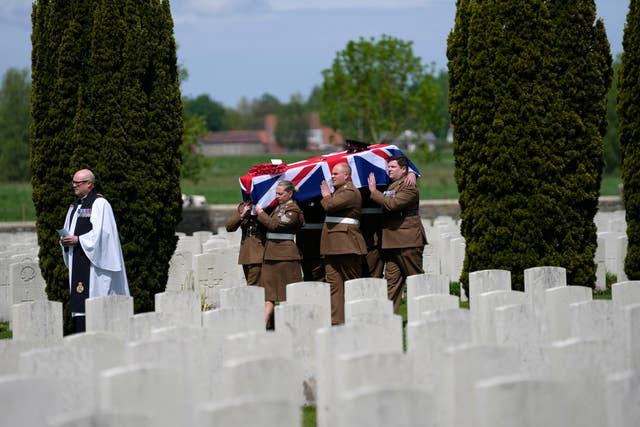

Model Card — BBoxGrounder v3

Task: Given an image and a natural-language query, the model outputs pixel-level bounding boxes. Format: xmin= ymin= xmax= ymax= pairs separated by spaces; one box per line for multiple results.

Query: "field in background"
xmin=0 ymin=151 xmax=622 ymax=222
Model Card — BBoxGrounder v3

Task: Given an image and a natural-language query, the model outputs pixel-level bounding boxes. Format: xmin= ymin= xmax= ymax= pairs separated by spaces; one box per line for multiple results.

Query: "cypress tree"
xmin=448 ymin=0 xmax=611 ymax=294
xmin=31 ymin=0 xmax=182 ymax=321
xmin=546 ymin=0 xmax=612 ymax=288
xmin=619 ymin=0 xmax=640 ymax=279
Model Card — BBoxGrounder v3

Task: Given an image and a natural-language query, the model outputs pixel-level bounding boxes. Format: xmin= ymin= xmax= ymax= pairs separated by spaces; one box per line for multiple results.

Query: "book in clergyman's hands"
xmin=57 ymin=227 xmax=70 ymax=237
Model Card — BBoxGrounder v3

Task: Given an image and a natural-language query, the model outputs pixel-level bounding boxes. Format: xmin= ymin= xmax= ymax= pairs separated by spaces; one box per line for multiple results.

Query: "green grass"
xmin=0 ymin=152 xmax=623 ymax=222
xmin=0 ymin=182 xmax=35 ymax=222
xmin=302 ymin=406 xmax=316 ymax=427
xmin=0 ymin=322 xmax=12 ymax=339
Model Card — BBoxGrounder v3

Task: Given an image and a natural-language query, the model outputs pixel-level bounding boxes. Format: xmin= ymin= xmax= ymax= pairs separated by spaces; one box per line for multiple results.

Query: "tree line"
xmin=0 ymin=57 xmax=622 ymax=184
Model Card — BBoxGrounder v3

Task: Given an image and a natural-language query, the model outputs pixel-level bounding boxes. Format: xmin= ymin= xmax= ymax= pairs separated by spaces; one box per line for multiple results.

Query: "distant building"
xmin=199 ymin=112 xmax=344 ymax=156
xmin=392 ymin=130 xmax=437 ymax=153
xmin=199 ymin=114 xmax=283 ymax=156
xmin=306 ymin=112 xmax=343 ymax=152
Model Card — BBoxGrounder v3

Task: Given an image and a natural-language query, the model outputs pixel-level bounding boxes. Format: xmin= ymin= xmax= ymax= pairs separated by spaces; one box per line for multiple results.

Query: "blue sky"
xmin=0 ymin=0 xmax=628 ymax=108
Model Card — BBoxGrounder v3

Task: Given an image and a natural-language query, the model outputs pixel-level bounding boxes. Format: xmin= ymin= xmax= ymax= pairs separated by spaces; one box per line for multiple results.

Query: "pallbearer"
xmin=320 ymin=162 xmax=367 ymax=325
xmin=368 ymin=155 xmax=427 ymax=313
xmin=255 ymin=180 xmax=303 ymax=328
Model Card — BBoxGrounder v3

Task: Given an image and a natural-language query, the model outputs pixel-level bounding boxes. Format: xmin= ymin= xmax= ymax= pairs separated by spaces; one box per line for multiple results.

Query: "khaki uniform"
xmin=296 ymin=198 xmax=326 ymax=282
xmin=225 ymin=206 xmax=266 ymax=286
xmin=257 ymin=200 xmax=303 ymax=301
xmin=370 ymin=178 xmax=427 ymax=312
xmin=320 ymin=183 xmax=367 ymax=324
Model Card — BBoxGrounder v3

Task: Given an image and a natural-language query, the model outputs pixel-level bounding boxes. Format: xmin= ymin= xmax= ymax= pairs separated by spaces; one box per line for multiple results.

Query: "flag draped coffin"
xmin=238 ymin=144 xmax=420 ymax=207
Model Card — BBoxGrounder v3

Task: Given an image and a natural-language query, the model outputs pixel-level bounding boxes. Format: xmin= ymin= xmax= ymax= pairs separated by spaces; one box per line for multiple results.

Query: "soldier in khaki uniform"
xmin=225 ymin=201 xmax=266 ymax=287
xmin=320 ymin=162 xmax=367 ymax=324
xmin=368 ymin=155 xmax=427 ymax=313
xmin=256 ymin=180 xmax=303 ymax=327
xmin=359 ymin=171 xmax=417 ymax=278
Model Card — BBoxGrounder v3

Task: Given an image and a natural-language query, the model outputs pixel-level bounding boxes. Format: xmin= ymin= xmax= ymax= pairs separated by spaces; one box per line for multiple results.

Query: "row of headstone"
xmin=166 ymin=231 xmax=244 ymax=308
xmin=422 ymin=211 xmax=629 ymax=293
xmin=2 ymin=268 xmax=640 ymax=426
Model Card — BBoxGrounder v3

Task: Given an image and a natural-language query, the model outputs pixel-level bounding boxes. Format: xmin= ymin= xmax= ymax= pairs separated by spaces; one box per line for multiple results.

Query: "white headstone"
xmin=11 ymin=300 xmax=63 ymax=343
xmin=128 ymin=311 xmax=176 ymax=341
xmin=473 ymin=290 xmax=526 ymax=344
xmin=63 ymin=331 xmax=127 ymax=376
xmin=276 ymin=302 xmax=330 ymax=404
xmin=443 ymin=344 xmax=520 ymax=427
xmin=407 ymin=309 xmax=471 ymax=427
xmin=286 ymin=281 xmax=331 ymax=319
xmin=0 ymin=375 xmax=61 ymax=427
xmin=99 ymin=365 xmax=189 ymax=427
xmin=202 ymin=306 xmax=264 ymax=340
xmin=494 ymin=303 xmax=546 ymax=377
xmin=195 ymin=398 xmax=300 ymax=427
xmin=475 ymin=375 xmax=566 ymax=427
xmin=48 ymin=411 xmax=152 ymax=427
xmin=605 ymin=370 xmax=640 ymax=427
xmin=10 ymin=261 xmax=47 ymax=304
xmin=545 ymin=338 xmax=608 ymax=427
xmin=20 ymin=345 xmax=94 ymax=413
xmin=166 ymin=250 xmax=194 ymax=291
xmin=336 ymin=387 xmax=435 ymax=427
xmin=524 ymin=266 xmax=566 ymax=329
xmin=223 ymin=330 xmax=293 ymax=363
xmin=344 ymin=277 xmax=387 ymax=302
xmin=468 ymin=269 xmax=511 ymax=305
xmin=543 ymin=286 xmax=592 ymax=342
xmin=219 ymin=285 xmax=264 ymax=310
xmin=612 ymin=281 xmax=640 ymax=307
xmin=315 ymin=323 xmax=403 ymax=427
xmin=218 ymin=356 xmax=302 ymax=405
xmin=410 ymin=294 xmax=459 ymax=323
xmin=85 ymin=295 xmax=134 ymax=339
xmin=155 ymin=290 xmax=202 ymax=327
xmin=345 ymin=298 xmax=393 ymax=323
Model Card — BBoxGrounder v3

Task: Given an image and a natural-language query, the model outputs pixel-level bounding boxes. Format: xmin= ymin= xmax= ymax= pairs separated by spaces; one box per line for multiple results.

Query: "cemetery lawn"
xmin=0 ymin=182 xmax=36 ymax=222
xmin=303 ymin=406 xmax=315 ymax=427
xmin=0 ymin=153 xmax=622 ymax=221
xmin=0 ymin=322 xmax=12 ymax=339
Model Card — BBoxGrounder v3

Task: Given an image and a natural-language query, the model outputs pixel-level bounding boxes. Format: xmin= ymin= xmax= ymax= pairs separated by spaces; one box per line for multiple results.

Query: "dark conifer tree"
xmin=619 ymin=0 xmax=640 ymax=279
xmin=31 ymin=0 xmax=182 ymax=320
xmin=448 ymin=0 xmax=611 ymax=294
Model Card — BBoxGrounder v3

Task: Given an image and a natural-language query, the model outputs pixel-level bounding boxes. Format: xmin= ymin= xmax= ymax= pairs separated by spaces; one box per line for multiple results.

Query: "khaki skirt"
xmin=260 ymin=260 xmax=302 ymax=301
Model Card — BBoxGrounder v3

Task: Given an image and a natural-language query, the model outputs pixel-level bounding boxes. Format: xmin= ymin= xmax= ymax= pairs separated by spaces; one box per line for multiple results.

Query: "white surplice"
xmin=62 ymin=197 xmax=130 ymax=299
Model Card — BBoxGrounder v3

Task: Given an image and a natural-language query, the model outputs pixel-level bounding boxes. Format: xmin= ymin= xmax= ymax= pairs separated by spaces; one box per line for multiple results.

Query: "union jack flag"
xmin=239 ymin=144 xmax=420 ymax=208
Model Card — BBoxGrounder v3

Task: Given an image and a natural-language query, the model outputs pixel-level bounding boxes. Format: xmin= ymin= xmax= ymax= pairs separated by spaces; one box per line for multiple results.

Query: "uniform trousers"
xmin=301 ymin=257 xmax=326 ymax=282
xmin=242 ymin=264 xmax=262 ymax=287
xmin=364 ymin=248 xmax=384 ymax=278
xmin=382 ymin=247 xmax=424 ymax=313
xmin=324 ymin=254 xmax=364 ymax=325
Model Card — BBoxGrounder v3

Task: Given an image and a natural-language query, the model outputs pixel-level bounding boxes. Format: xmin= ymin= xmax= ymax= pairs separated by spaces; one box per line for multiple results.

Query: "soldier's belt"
xmin=266 ymin=232 xmax=295 ymax=240
xmin=325 ymin=216 xmax=360 ymax=225
xmin=301 ymin=223 xmax=323 ymax=230
xmin=401 ymin=209 xmax=420 ymax=217
xmin=361 ymin=208 xmax=383 ymax=215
